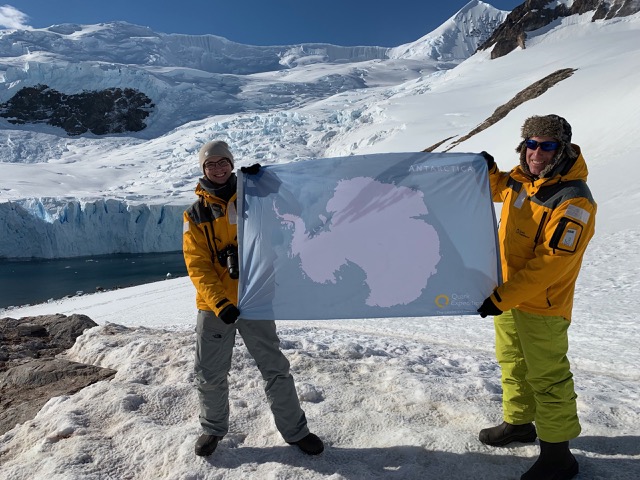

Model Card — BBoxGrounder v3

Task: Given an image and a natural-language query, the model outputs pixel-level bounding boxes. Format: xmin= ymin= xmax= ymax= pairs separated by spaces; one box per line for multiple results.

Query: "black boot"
xmin=479 ymin=421 xmax=537 ymax=447
xmin=194 ymin=434 xmax=222 ymax=456
xmin=521 ymin=440 xmax=579 ymax=480
xmin=287 ymin=432 xmax=324 ymax=455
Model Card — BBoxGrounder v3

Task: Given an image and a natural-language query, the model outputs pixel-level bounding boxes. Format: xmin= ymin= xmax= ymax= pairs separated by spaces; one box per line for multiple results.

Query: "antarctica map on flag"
xmin=237 ymin=152 xmax=501 ymax=320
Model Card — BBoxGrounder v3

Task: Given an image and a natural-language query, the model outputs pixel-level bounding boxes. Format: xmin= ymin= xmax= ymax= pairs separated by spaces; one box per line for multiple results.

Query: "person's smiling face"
xmin=525 ymin=136 xmax=558 ymax=177
xmin=203 ymin=156 xmax=233 ymax=184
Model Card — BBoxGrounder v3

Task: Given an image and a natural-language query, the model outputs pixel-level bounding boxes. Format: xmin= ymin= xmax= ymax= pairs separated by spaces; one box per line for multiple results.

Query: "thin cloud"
xmin=0 ymin=4 xmax=31 ymax=29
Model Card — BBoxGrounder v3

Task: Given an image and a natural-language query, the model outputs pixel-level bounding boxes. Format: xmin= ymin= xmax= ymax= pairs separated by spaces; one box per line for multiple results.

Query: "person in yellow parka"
xmin=477 ymin=115 xmax=596 ymax=480
xmin=183 ymin=140 xmax=323 ymax=457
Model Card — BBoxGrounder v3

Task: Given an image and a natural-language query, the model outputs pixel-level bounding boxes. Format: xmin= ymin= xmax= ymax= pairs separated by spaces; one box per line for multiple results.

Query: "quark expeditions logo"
xmin=434 ymin=294 xmax=450 ymax=309
xmin=434 ymin=293 xmax=479 ymax=309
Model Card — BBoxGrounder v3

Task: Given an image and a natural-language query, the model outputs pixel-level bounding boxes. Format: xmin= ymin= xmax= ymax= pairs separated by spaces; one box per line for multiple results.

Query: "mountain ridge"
xmin=480 ymin=0 xmax=640 ymax=58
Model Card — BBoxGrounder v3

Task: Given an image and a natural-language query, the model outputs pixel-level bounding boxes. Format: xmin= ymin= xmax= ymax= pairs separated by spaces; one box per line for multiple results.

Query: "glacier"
xmin=0 ymin=199 xmax=184 ymax=258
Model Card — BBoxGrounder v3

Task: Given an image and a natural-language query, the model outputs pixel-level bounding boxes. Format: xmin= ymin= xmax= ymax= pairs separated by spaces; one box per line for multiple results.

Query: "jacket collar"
xmin=196 ymin=174 xmax=237 ymax=204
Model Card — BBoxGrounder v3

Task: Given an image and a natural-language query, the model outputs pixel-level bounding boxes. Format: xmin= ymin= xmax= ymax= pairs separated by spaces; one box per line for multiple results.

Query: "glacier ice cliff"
xmin=0 ymin=199 xmax=185 ymax=259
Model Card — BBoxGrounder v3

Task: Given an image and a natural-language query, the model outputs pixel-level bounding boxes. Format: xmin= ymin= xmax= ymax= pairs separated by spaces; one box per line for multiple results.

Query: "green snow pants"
xmin=494 ymin=308 xmax=581 ymax=443
xmin=194 ymin=309 xmax=310 ymax=442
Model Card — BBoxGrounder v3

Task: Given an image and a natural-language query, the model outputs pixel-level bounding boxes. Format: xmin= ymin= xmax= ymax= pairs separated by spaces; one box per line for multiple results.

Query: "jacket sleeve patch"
xmin=550 ymin=218 xmax=583 ymax=253
xmin=183 ymin=221 xmax=190 ymax=234
xmin=565 ymin=204 xmax=590 ymax=224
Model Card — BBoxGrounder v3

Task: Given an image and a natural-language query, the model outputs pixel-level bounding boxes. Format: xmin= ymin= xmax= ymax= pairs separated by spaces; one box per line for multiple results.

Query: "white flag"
xmin=237 ymin=152 xmax=501 ymax=320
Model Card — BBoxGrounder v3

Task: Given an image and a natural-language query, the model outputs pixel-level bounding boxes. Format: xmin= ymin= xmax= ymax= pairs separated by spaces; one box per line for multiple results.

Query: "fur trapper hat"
xmin=516 ymin=114 xmax=578 ymax=178
xmin=198 ymin=140 xmax=234 ymax=173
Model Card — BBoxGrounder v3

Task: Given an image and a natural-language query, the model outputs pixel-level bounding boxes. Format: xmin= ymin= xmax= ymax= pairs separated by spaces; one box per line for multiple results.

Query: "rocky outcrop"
xmin=0 ymin=84 xmax=154 ymax=135
xmin=0 ymin=314 xmax=116 ymax=435
xmin=423 ymin=68 xmax=577 ymax=152
xmin=479 ymin=0 xmax=640 ymax=59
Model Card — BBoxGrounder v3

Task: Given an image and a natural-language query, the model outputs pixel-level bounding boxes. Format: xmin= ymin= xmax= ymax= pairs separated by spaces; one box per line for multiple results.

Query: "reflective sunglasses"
xmin=525 ymin=139 xmax=559 ymax=152
xmin=204 ymin=158 xmax=230 ymax=169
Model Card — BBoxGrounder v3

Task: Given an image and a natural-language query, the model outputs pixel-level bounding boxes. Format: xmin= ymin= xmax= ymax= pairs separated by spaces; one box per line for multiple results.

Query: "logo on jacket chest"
xmin=515 ymin=228 xmax=530 ymax=239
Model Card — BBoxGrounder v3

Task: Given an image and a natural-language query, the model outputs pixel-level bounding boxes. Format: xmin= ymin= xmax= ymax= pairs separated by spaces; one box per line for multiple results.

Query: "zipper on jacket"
xmin=533 ymin=211 xmax=548 ymax=251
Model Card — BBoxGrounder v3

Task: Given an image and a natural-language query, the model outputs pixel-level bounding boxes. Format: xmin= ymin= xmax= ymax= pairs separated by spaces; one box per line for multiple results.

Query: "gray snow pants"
xmin=194 ymin=309 xmax=309 ymax=442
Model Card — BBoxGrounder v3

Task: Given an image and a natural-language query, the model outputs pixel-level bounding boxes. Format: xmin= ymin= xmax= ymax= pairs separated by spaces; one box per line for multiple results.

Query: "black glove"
xmin=477 ymin=297 xmax=502 ymax=318
xmin=240 ymin=163 xmax=261 ymax=175
xmin=480 ymin=151 xmax=495 ymax=170
xmin=218 ymin=304 xmax=240 ymax=324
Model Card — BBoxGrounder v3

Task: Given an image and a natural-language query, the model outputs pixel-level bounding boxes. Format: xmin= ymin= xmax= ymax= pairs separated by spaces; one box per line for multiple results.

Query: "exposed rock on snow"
xmin=479 ymin=0 xmax=640 ymax=59
xmin=0 ymin=314 xmax=116 ymax=435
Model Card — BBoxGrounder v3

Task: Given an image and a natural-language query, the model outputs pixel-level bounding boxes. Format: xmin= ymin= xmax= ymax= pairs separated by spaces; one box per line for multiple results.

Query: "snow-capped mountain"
xmin=1 ymin=1 xmax=639 ymax=259
xmin=0 ymin=1 xmax=508 ymax=138
xmin=389 ymin=0 xmax=508 ymax=60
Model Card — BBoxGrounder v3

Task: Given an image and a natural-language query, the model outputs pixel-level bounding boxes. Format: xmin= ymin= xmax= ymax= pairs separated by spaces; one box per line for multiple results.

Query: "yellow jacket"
xmin=487 ymin=145 xmax=596 ymax=321
xmin=183 ymin=183 xmax=238 ymax=315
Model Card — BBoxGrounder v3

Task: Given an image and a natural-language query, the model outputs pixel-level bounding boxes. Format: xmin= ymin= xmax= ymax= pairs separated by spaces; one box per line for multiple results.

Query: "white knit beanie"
xmin=198 ymin=141 xmax=234 ymax=173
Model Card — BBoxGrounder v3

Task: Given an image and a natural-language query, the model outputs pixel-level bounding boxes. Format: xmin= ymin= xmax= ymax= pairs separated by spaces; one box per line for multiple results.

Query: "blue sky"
xmin=0 ymin=1 xmax=521 ymax=47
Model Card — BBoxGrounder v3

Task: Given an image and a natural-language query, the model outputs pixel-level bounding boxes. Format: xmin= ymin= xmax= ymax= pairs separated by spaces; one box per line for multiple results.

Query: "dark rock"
xmin=479 ymin=0 xmax=640 ymax=59
xmin=0 ymin=313 xmax=97 ymax=367
xmin=445 ymin=68 xmax=576 ymax=151
xmin=17 ymin=323 xmax=48 ymax=337
xmin=0 ymin=359 xmax=116 ymax=435
xmin=424 ymin=68 xmax=577 ymax=152
xmin=0 ymin=84 xmax=154 ymax=136
xmin=0 ymin=314 xmax=117 ymax=435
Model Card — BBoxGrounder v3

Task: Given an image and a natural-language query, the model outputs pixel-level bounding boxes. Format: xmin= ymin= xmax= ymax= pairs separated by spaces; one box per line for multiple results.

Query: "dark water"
xmin=0 ymin=252 xmax=187 ymax=309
